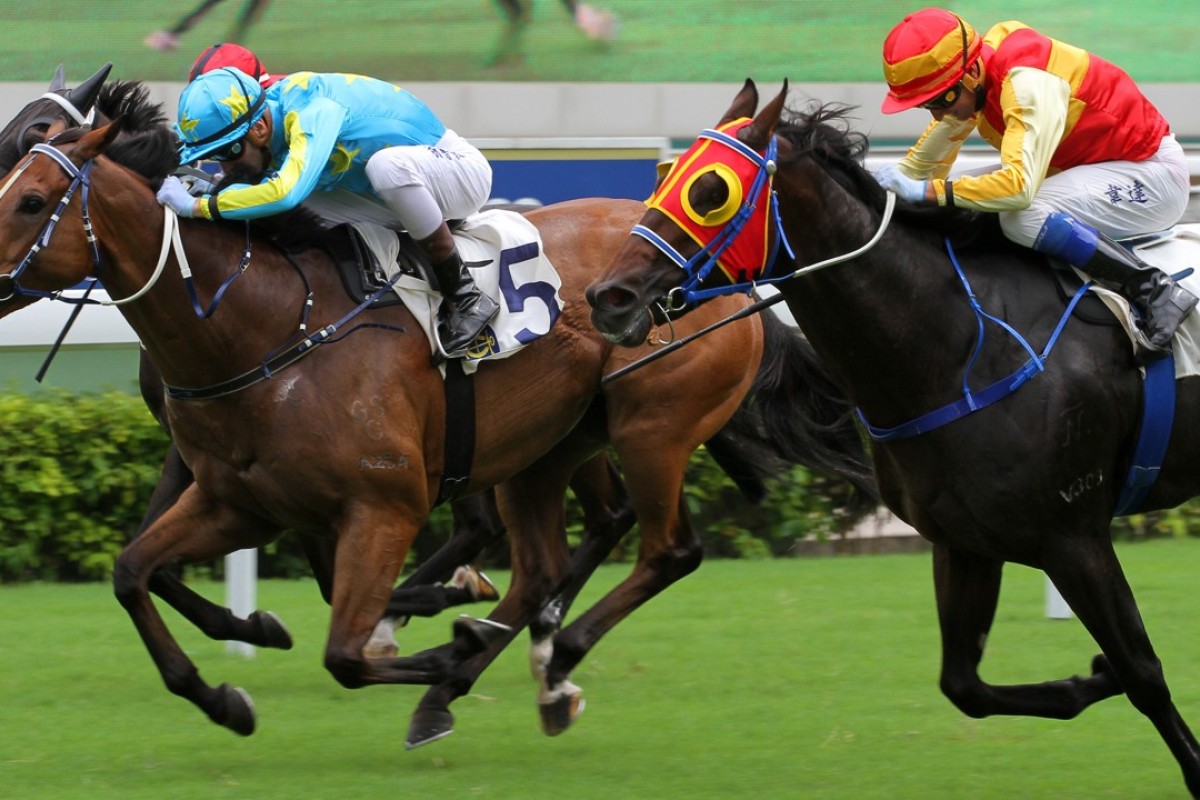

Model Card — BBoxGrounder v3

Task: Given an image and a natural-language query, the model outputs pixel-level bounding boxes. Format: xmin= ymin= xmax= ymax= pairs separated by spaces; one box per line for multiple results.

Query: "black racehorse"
xmin=587 ymin=79 xmax=1200 ymax=796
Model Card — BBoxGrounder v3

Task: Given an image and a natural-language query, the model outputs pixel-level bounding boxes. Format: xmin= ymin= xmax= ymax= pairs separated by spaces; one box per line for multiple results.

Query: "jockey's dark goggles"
xmin=208 ymin=138 xmax=245 ymax=162
xmin=920 ymin=82 xmax=962 ymax=111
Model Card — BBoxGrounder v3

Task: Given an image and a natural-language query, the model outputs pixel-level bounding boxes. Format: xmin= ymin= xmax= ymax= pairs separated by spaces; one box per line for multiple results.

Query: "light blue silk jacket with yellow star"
xmin=197 ymin=72 xmax=446 ymax=221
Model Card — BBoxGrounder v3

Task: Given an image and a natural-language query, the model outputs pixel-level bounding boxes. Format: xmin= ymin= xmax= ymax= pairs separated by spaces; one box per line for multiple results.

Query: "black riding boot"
xmin=1081 ymin=235 xmax=1197 ymax=360
xmin=432 ymin=250 xmax=499 ymax=357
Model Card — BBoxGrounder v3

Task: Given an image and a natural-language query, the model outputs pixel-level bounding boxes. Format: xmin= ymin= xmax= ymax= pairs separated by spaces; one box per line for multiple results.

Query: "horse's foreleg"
xmin=530 ymin=452 xmax=635 ymax=679
xmin=112 ymin=487 xmax=281 ymax=736
xmin=1045 ymin=540 xmax=1200 ymax=796
xmin=405 ymin=463 xmax=574 ymax=749
xmin=541 ymin=448 xmax=702 ymax=736
xmin=932 ymin=542 xmax=1122 ymax=719
xmin=322 ymin=503 xmax=481 ymax=688
xmin=360 ymin=492 xmax=505 ymax=657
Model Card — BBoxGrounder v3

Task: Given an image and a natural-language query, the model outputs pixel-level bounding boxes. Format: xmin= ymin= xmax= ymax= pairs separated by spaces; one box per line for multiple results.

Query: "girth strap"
xmin=435 ymin=359 xmax=476 ymax=505
xmin=1113 ymin=351 xmax=1177 ymax=516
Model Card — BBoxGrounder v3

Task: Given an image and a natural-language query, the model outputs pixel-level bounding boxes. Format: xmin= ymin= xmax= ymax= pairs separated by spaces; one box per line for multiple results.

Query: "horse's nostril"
xmin=587 ymin=282 xmax=629 ymax=311
xmin=602 ymin=286 xmax=633 ymax=309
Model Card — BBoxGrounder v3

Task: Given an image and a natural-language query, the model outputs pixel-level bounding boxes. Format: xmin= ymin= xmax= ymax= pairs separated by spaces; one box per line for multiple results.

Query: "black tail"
xmin=705 ymin=309 xmax=879 ymax=513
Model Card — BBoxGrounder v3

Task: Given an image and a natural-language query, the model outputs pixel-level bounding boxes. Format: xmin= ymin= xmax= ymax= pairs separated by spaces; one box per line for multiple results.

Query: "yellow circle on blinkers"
xmin=681 ymin=163 xmax=744 ymax=227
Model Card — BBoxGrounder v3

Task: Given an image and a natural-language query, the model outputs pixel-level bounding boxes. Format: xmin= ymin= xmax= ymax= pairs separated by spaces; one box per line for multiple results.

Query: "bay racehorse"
xmin=0 ymin=92 xmax=874 ymax=745
xmin=586 ymin=79 xmax=1200 ymax=796
xmin=1 ymin=72 xmax=874 ymax=692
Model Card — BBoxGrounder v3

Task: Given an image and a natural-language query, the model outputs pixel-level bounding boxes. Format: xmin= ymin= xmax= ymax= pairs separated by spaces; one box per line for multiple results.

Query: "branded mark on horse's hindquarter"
xmin=1059 ymin=403 xmax=1086 ymax=448
xmin=359 ymin=453 xmax=408 ymax=471
xmin=350 ymin=395 xmax=387 ymax=441
xmin=1059 ymin=471 xmax=1103 ymax=503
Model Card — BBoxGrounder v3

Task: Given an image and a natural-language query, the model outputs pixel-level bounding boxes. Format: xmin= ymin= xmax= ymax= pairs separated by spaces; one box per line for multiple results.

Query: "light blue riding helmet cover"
xmin=175 ymin=66 xmax=268 ymax=164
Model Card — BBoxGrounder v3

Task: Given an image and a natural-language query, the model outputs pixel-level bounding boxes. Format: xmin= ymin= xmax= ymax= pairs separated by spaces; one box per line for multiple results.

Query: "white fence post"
xmin=225 ymin=549 xmax=258 ymax=658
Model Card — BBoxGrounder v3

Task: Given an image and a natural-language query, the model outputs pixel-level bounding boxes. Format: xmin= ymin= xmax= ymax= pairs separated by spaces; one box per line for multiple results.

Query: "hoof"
xmin=453 ymin=615 xmax=512 ymax=652
xmin=214 ymin=684 xmax=256 ymax=736
xmin=538 ymin=680 xmax=584 ymax=736
xmin=406 ymin=706 xmax=455 ymax=749
xmin=451 ymin=565 xmax=500 ymax=602
xmin=257 ymin=611 xmax=294 ymax=650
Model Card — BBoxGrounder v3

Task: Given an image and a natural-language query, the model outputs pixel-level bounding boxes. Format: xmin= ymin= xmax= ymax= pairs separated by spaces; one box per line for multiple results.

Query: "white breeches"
xmin=365 ymin=129 xmax=492 ymax=240
xmin=962 ymin=135 xmax=1191 ymax=246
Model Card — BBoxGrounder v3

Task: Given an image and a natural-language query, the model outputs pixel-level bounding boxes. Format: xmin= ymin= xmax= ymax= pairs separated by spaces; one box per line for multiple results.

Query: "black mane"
xmin=95 ymin=81 xmax=337 ymax=249
xmin=95 ymin=81 xmax=179 ymax=185
xmin=775 ymin=102 xmax=989 ymax=239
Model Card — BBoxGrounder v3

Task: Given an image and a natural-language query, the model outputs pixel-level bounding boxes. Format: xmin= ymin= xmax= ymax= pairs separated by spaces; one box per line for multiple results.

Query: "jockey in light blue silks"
xmin=158 ymin=67 xmax=498 ymax=357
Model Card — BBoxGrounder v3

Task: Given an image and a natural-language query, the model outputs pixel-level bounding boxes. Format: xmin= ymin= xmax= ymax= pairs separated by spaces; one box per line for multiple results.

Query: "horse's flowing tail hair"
xmin=705 ymin=309 xmax=878 ymax=515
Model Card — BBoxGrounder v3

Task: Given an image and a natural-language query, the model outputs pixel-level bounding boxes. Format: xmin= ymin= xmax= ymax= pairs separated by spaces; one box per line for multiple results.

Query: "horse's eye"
xmin=17 ymin=195 xmax=46 ymax=215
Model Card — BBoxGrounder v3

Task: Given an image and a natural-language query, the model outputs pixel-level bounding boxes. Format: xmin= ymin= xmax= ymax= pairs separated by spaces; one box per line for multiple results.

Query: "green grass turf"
xmin=0 ymin=1 xmax=1196 ymax=84
xmin=3 ymin=539 xmax=1200 ymax=798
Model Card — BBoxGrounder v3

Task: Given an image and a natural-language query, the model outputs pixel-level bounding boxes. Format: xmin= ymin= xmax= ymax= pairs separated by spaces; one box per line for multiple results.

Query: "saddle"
xmin=318 ymin=222 xmax=419 ymax=309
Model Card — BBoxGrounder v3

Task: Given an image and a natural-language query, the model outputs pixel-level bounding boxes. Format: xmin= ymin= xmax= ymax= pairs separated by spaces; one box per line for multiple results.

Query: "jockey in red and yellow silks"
xmin=895 ymin=20 xmax=1170 ymax=212
xmin=875 ymin=7 xmax=1195 ymax=362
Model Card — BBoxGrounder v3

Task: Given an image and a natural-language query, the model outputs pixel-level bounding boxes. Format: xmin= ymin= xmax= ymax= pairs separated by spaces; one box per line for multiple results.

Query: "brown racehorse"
xmin=0 ymin=74 xmax=870 ymax=691
xmin=0 ymin=104 xmax=871 ymax=745
xmin=587 ymin=79 xmax=1200 ymax=796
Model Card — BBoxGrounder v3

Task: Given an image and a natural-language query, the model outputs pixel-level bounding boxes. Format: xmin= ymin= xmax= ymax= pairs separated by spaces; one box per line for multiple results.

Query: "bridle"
xmin=0 ymin=135 xmax=403 ymax=401
xmin=632 ymin=127 xmax=895 ymax=316
xmin=0 ymin=139 xmax=242 ymax=313
xmin=631 ymin=126 xmax=793 ymax=314
xmin=0 ymin=140 xmax=106 ymax=304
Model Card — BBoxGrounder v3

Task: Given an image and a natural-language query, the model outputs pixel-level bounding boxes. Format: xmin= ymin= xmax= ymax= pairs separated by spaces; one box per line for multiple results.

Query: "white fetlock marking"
xmin=539 ymin=678 xmax=582 ymax=705
xmin=365 ymin=616 xmax=398 ymax=657
xmin=529 ymin=637 xmax=552 ymax=679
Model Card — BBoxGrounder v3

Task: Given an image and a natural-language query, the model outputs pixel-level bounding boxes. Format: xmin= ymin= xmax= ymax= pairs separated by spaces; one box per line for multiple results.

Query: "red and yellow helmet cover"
xmin=646 ymin=118 xmax=773 ymax=284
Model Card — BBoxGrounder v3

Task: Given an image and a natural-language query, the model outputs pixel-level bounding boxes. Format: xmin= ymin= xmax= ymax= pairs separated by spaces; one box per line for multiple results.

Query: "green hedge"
xmin=0 ymin=391 xmax=169 ymax=581
xmin=0 ymin=390 xmax=1186 ymax=583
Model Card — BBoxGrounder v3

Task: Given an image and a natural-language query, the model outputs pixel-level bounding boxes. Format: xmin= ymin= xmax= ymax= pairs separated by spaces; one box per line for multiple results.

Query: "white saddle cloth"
xmin=1075 ymin=223 xmax=1200 ymax=379
xmin=350 ymin=208 xmax=564 ymax=374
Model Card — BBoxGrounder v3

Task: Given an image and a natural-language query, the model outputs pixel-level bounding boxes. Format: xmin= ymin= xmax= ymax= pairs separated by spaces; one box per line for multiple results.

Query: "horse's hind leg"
xmin=932 ymin=543 xmax=1121 ymax=720
xmin=1043 ymin=539 xmax=1200 ymax=795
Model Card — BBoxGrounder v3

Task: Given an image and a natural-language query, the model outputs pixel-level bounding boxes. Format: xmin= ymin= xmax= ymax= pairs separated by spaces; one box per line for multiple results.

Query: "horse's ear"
xmin=49 ymin=64 xmax=66 ymax=93
xmin=742 ymin=79 xmax=788 ymax=150
xmin=64 ymin=63 xmax=113 ymax=117
xmin=718 ymin=78 xmax=759 ymax=127
xmin=76 ymin=117 xmax=125 ymax=162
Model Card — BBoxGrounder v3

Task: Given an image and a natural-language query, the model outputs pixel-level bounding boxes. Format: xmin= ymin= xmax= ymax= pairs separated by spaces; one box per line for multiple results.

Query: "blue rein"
xmin=856 ymin=237 xmax=1085 ymax=441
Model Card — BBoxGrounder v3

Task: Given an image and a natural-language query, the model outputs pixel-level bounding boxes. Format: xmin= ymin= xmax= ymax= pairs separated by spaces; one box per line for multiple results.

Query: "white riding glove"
xmin=875 ymin=164 xmax=928 ymax=204
xmin=156 ymin=175 xmax=198 ymax=218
